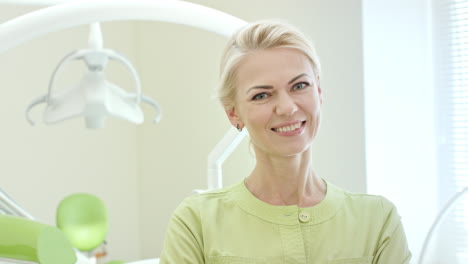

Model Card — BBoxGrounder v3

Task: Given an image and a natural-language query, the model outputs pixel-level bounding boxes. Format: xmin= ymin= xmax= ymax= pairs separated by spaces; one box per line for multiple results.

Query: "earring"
xmin=236 ymin=124 xmax=242 ymax=132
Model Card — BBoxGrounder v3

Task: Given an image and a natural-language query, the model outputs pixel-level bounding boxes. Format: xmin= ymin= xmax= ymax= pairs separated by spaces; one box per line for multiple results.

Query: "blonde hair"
xmin=217 ymin=20 xmax=321 ymax=108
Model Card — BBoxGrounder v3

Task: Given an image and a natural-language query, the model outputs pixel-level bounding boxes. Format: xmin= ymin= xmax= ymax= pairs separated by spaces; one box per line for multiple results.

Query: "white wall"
xmin=362 ymin=0 xmax=436 ymax=261
xmin=136 ymin=0 xmax=365 ymax=258
xmin=0 ymin=5 xmax=141 ymax=262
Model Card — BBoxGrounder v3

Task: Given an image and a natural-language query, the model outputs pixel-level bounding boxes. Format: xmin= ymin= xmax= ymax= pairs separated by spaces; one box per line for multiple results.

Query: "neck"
xmin=245 ymin=147 xmax=326 ymax=207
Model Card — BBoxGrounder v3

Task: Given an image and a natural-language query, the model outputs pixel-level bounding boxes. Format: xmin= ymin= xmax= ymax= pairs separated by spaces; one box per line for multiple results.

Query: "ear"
xmin=225 ymin=105 xmax=243 ymax=129
xmin=318 ymin=85 xmax=323 ymax=105
xmin=316 ymin=76 xmax=322 ymax=104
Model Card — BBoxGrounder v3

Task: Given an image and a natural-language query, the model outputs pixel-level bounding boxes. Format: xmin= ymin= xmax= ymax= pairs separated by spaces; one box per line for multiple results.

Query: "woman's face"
xmin=226 ymin=47 xmax=322 ymax=157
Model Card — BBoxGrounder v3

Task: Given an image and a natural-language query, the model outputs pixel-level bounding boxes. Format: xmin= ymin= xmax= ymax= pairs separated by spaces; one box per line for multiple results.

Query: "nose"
xmin=275 ymin=92 xmax=298 ymax=116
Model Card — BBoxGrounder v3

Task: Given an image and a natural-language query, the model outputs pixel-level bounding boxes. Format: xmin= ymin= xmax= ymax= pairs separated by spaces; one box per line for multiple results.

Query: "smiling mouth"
xmin=271 ymin=121 xmax=306 ymax=132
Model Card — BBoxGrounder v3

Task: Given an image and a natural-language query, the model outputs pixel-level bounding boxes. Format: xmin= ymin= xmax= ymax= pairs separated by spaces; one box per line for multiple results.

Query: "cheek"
xmin=245 ymin=112 xmax=264 ymax=128
xmin=299 ymin=95 xmax=321 ymax=113
xmin=309 ymin=92 xmax=322 ymax=110
xmin=313 ymin=103 xmax=321 ymax=115
xmin=242 ymin=107 xmax=271 ymax=131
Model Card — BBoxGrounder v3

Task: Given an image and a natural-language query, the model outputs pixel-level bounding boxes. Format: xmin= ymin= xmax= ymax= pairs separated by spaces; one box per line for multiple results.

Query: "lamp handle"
xmin=106 ymin=49 xmax=142 ymax=104
xmin=47 ymin=49 xmax=87 ymax=103
xmin=25 ymin=94 xmax=47 ymax=126
xmin=141 ymin=95 xmax=162 ymax=124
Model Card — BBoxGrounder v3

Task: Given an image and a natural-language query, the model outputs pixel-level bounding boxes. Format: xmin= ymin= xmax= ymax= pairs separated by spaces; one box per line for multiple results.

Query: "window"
xmin=433 ymin=0 xmax=468 ymax=261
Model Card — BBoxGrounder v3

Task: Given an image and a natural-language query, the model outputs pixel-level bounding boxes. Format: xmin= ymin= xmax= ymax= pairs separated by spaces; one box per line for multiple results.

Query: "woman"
xmin=160 ymin=20 xmax=411 ymax=264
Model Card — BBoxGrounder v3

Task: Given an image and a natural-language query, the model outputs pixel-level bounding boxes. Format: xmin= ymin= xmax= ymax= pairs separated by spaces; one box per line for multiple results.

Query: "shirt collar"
xmin=229 ymin=179 xmax=345 ymax=226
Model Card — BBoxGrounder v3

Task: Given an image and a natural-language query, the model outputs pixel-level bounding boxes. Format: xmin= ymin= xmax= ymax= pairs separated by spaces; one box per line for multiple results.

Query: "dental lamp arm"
xmin=0 ymin=0 xmax=246 ymax=54
xmin=202 ymin=128 xmax=247 ymax=192
xmin=89 ymin=23 xmax=103 ymax=50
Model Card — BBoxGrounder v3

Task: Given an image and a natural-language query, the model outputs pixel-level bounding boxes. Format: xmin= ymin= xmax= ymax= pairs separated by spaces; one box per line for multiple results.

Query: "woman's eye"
xmin=252 ymin=92 xmax=269 ymax=100
xmin=293 ymin=82 xmax=309 ymax=90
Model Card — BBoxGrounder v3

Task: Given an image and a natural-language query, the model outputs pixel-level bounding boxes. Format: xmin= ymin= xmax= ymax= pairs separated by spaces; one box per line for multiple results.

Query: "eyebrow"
xmin=288 ymin=73 xmax=308 ymax=84
xmin=245 ymin=73 xmax=310 ymax=94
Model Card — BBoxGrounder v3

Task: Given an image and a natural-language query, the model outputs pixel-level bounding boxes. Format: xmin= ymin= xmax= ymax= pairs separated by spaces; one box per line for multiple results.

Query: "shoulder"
xmin=345 ymin=189 xmax=396 ymax=213
xmin=329 ymin=182 xmax=397 ymax=212
xmin=329 ymin=182 xmax=402 ymax=233
xmin=171 ymin=182 xmax=242 ymax=218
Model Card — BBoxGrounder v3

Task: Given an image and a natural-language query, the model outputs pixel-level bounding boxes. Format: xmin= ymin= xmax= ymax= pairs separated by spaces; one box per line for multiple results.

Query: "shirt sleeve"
xmin=373 ymin=197 xmax=412 ymax=264
xmin=159 ymin=198 xmax=205 ymax=264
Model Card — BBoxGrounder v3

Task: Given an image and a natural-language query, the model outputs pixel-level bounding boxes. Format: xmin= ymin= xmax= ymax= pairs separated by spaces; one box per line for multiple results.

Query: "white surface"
xmin=127 ymin=258 xmax=159 ymax=264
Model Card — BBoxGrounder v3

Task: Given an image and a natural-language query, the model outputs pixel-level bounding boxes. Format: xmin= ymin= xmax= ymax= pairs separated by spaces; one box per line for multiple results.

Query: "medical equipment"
xmin=0 ymin=187 xmax=35 ymax=220
xmin=1 ymin=0 xmax=248 ymax=192
xmin=0 ymin=0 xmax=247 ymax=263
xmin=25 ymin=23 xmax=161 ymax=129
xmin=0 ymin=188 xmax=146 ymax=264
xmin=0 ymin=188 xmax=78 ymax=264
xmin=0 ymin=214 xmax=76 ymax=264
xmin=56 ymin=193 xmax=108 ymax=253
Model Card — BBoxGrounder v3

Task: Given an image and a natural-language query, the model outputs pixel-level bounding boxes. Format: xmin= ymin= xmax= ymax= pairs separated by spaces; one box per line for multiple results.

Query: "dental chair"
xmin=56 ymin=193 xmax=108 ymax=254
xmin=0 ymin=214 xmax=76 ymax=264
xmin=56 ymin=193 xmax=160 ymax=264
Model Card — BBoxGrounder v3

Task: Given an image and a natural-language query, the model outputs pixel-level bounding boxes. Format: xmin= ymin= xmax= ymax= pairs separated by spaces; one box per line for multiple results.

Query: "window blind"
xmin=433 ymin=0 xmax=468 ymax=262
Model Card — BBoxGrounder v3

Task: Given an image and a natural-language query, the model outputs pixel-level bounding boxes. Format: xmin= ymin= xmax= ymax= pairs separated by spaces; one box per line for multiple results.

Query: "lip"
xmin=271 ymin=121 xmax=306 ymax=136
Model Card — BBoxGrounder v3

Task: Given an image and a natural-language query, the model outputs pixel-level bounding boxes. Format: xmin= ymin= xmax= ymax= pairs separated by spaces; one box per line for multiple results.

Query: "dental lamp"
xmin=0 ymin=0 xmax=248 ymax=190
xmin=0 ymin=2 xmax=248 ymax=262
xmin=25 ymin=23 xmax=161 ymax=129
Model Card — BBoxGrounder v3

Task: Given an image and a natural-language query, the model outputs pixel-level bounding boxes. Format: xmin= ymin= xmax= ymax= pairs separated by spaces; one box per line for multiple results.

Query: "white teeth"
xmin=275 ymin=122 xmax=302 ymax=132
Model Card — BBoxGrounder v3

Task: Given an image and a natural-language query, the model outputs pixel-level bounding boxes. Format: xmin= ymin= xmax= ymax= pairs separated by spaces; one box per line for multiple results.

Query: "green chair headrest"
xmin=56 ymin=193 xmax=108 ymax=251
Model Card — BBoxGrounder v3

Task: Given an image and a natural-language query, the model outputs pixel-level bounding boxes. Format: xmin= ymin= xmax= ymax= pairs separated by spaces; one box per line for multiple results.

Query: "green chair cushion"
xmin=0 ymin=215 xmax=76 ymax=264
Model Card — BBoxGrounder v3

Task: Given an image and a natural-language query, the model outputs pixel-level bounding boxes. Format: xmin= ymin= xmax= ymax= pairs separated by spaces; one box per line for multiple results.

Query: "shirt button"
xmin=299 ymin=211 xmax=311 ymax=223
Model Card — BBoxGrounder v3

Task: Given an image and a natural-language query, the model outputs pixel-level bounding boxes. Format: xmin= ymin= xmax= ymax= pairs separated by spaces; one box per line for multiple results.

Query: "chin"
xmin=252 ymin=137 xmax=313 ymax=157
xmin=271 ymin=143 xmax=312 ymax=157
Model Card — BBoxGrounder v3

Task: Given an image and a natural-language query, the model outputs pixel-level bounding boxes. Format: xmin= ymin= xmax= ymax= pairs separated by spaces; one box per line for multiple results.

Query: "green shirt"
xmin=160 ymin=180 xmax=411 ymax=264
